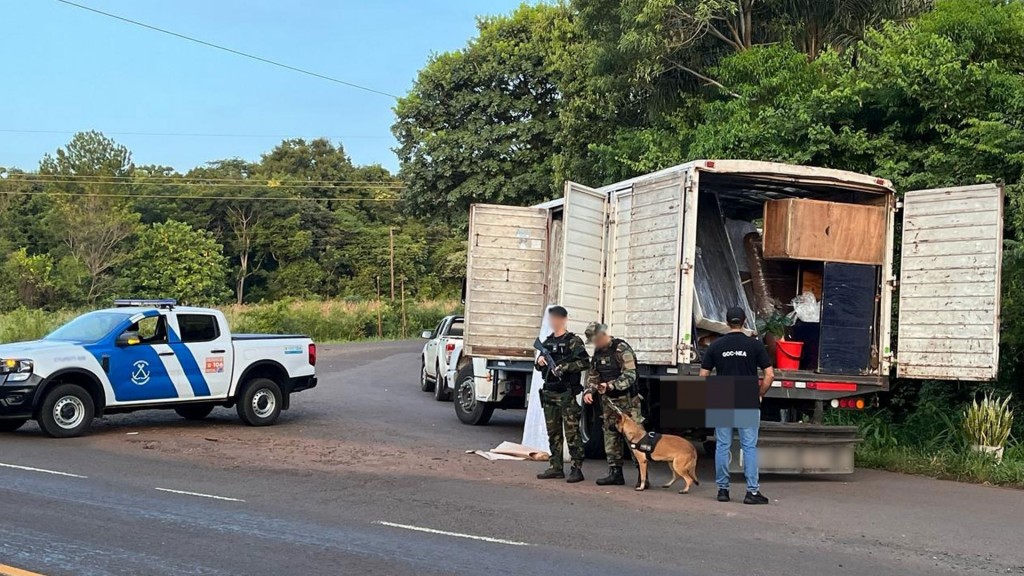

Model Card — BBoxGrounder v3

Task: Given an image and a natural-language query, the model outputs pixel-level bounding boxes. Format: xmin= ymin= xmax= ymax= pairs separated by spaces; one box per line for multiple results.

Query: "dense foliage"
xmin=0 ymin=132 xmax=459 ymax=307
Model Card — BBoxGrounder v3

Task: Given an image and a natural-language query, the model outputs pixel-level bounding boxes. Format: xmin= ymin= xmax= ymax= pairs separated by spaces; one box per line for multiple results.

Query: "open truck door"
xmin=464 ymin=204 xmax=550 ymax=359
xmin=607 ymin=172 xmax=687 ymax=365
xmin=896 ymin=183 xmax=1004 ymax=380
xmin=559 ymin=182 xmax=608 ymax=336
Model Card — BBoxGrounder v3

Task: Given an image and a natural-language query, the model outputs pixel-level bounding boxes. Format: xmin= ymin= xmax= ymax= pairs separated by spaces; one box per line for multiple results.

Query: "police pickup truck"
xmin=0 ymin=299 xmax=317 ymax=438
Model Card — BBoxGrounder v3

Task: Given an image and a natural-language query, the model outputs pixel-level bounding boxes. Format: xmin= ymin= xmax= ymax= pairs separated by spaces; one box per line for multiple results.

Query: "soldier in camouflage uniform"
xmin=536 ymin=306 xmax=590 ymax=483
xmin=583 ymin=322 xmax=643 ymax=487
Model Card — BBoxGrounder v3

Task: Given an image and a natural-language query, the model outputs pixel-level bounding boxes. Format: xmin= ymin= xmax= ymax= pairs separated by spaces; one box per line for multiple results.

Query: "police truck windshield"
xmin=45 ymin=311 xmax=131 ymax=343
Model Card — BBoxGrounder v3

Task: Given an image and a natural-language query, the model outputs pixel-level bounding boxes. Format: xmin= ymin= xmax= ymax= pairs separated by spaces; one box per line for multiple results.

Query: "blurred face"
xmin=551 ymin=315 xmax=568 ymax=333
xmin=594 ymin=332 xmax=612 ymax=349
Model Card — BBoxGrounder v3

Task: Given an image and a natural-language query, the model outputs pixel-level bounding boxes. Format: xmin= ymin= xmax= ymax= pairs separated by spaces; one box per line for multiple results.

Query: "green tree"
xmin=121 ymin=220 xmax=230 ymax=305
xmin=39 ymin=132 xmax=141 ymax=303
xmin=393 ymin=4 xmax=573 ymax=222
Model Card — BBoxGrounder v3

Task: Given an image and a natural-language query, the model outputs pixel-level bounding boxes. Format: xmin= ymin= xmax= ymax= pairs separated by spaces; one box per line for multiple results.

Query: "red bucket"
xmin=775 ymin=340 xmax=804 ymax=370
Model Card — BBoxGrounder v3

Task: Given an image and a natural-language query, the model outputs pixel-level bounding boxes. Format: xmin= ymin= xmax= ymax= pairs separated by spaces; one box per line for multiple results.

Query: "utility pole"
xmin=375 ymin=275 xmax=383 ymax=339
xmin=401 ymin=277 xmax=407 ymax=339
xmin=389 ymin=227 xmax=395 ymax=300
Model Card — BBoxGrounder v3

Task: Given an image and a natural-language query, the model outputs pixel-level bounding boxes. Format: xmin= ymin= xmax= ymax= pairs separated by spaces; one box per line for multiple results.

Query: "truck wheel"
xmin=38 ymin=384 xmax=95 ymax=438
xmin=174 ymin=403 xmax=216 ymax=421
xmin=236 ymin=378 xmax=283 ymax=427
xmin=0 ymin=419 xmax=28 ymax=433
xmin=453 ymin=364 xmax=493 ymax=425
xmin=420 ymin=359 xmax=435 ymax=393
xmin=433 ymin=362 xmax=451 ymax=402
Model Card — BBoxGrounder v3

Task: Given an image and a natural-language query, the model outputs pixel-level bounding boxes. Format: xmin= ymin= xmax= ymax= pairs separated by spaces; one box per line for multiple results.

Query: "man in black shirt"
xmin=699 ymin=306 xmax=774 ymax=505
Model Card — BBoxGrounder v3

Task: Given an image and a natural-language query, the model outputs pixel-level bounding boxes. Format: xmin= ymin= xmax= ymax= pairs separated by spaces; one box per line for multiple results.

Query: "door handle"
xmin=158 ymin=352 xmax=174 ymax=357
xmin=211 ymin=349 xmax=226 ymax=354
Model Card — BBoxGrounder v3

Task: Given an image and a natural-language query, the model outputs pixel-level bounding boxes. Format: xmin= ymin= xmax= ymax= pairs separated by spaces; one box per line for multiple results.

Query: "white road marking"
xmin=154 ymin=487 xmax=245 ymax=502
xmin=375 ymin=521 xmax=531 ymax=547
xmin=0 ymin=461 xmax=87 ymax=479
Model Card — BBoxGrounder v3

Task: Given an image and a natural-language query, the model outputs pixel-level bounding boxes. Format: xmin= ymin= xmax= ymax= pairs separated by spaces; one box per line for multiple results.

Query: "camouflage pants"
xmin=601 ymin=394 xmax=643 ymax=466
xmin=541 ymin=390 xmax=584 ymax=469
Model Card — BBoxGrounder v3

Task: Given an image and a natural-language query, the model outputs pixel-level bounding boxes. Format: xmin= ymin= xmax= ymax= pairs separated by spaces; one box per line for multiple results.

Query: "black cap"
xmin=726 ymin=306 xmax=746 ymax=325
xmin=549 ymin=305 xmax=568 ymax=318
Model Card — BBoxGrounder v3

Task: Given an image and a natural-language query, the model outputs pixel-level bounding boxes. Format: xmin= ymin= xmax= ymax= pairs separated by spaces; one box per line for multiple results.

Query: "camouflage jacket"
xmin=586 ymin=338 xmax=638 ymax=394
xmin=535 ymin=331 xmax=589 ymax=385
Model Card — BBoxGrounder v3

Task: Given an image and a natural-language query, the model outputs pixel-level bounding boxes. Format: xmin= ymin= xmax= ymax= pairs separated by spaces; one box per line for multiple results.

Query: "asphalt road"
xmin=1 ymin=340 xmax=1023 ymax=576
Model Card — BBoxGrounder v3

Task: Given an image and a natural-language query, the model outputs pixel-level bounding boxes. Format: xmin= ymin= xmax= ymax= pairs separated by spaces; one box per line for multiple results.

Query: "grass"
xmin=827 ymin=408 xmax=1024 ymax=488
xmin=0 ymin=299 xmax=461 ymax=344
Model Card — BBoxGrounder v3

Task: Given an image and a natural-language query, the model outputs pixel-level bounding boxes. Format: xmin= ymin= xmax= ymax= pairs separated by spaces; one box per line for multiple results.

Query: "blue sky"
xmin=0 ymin=0 xmax=526 ymax=173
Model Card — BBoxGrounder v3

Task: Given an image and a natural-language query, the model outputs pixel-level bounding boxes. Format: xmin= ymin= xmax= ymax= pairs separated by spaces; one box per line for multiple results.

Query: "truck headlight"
xmin=2 ymin=359 xmax=34 ymax=382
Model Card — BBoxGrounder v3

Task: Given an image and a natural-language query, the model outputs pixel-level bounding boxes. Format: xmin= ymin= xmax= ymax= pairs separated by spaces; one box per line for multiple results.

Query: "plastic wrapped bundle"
xmin=743 ymin=232 xmax=777 ymax=319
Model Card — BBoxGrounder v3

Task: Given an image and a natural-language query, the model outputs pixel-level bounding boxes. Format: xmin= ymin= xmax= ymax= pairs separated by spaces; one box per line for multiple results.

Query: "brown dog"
xmin=616 ymin=412 xmax=700 ymax=493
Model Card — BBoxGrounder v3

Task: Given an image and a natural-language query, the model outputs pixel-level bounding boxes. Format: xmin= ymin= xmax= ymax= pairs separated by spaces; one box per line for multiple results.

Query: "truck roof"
xmin=531 ymin=160 xmax=895 ymax=210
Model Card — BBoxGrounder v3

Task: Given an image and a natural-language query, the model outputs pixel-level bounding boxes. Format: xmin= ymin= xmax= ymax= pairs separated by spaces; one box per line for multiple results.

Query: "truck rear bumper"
xmin=724 ymin=422 xmax=860 ymax=475
xmin=289 ymin=375 xmax=317 ymax=393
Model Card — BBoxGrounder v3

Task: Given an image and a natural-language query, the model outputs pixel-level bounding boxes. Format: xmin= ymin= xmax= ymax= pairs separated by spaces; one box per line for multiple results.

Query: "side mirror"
xmin=116 ymin=331 xmax=141 ymax=346
xmin=420 ymin=330 xmax=433 ymax=339
xmin=460 ymin=278 xmax=466 ymax=305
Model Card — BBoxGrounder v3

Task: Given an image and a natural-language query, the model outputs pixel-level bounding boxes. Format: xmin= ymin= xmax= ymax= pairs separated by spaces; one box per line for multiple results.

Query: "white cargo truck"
xmin=451 ymin=159 xmax=1004 ymax=474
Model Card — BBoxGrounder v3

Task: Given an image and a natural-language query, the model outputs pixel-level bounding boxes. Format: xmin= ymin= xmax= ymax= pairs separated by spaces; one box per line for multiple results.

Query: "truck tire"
xmin=433 ymin=362 xmax=451 ymax=402
xmin=38 ymin=383 xmax=95 ymax=438
xmin=236 ymin=378 xmax=283 ymax=427
xmin=453 ymin=364 xmax=494 ymax=425
xmin=420 ymin=359 xmax=435 ymax=393
xmin=0 ymin=419 xmax=28 ymax=432
xmin=174 ymin=403 xmax=216 ymax=421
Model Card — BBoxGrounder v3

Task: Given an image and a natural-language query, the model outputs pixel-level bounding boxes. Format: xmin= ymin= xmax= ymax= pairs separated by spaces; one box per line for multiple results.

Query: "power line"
xmin=0 ymin=190 xmax=400 ymax=202
xmin=0 ymin=129 xmax=391 ymax=140
xmin=53 ymin=0 xmax=400 ymax=99
xmin=11 ymin=173 xmax=403 ymax=186
xmin=6 ymin=178 xmax=404 ymax=190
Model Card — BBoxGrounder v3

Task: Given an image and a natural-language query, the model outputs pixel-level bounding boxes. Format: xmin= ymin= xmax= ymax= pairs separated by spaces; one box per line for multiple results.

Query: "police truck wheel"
xmin=236 ymin=378 xmax=283 ymax=427
xmin=38 ymin=384 xmax=94 ymax=438
xmin=420 ymin=360 xmax=434 ymax=392
xmin=454 ymin=364 xmax=493 ymax=425
xmin=0 ymin=419 xmax=28 ymax=432
xmin=433 ymin=362 xmax=451 ymax=402
xmin=174 ymin=403 xmax=216 ymax=421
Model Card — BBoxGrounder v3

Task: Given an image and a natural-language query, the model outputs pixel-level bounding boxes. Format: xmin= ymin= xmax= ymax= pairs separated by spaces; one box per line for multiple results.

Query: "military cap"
xmin=584 ymin=321 xmax=608 ymax=343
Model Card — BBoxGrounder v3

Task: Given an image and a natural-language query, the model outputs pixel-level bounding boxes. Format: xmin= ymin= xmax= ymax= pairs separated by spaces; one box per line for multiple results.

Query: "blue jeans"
xmin=715 ymin=426 xmax=759 ymax=493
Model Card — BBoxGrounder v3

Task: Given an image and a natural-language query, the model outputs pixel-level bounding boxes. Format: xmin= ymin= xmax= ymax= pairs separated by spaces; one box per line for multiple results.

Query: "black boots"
xmin=566 ymin=465 xmax=585 ymax=484
xmin=595 ymin=466 xmax=625 ymax=486
xmin=537 ymin=467 xmax=565 ymax=480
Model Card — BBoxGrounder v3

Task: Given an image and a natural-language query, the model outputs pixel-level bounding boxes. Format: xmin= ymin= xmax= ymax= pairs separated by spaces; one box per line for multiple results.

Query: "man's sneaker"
xmin=537 ymin=467 xmax=565 ymax=480
xmin=717 ymin=489 xmax=730 ymax=502
xmin=566 ymin=466 xmax=584 ymax=483
xmin=744 ymin=491 xmax=769 ymax=505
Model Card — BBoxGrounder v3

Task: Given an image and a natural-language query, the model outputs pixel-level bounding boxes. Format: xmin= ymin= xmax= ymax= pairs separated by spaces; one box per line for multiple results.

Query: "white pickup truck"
xmin=419 ymin=314 xmax=463 ymax=402
xmin=0 ymin=299 xmax=317 ymax=438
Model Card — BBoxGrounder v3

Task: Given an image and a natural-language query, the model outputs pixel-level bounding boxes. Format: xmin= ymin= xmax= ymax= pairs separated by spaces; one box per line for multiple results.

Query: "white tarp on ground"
xmin=470 ymin=441 xmax=550 ymax=461
xmin=522 ymin=306 xmax=554 ymax=452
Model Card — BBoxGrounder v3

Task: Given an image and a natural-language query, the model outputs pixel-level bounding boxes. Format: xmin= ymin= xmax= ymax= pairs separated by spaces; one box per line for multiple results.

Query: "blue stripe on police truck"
xmin=166 ymin=325 xmax=212 ymax=397
xmin=86 ymin=341 xmax=181 ymax=402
